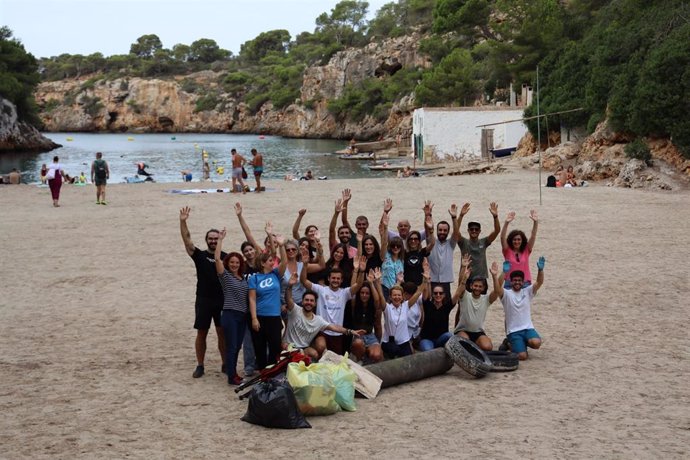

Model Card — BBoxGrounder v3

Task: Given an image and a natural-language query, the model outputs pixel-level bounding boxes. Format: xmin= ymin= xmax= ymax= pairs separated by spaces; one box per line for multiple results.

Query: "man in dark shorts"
xmin=179 ymin=206 xmax=226 ymax=378
xmin=91 ymin=151 xmax=110 ymax=205
xmin=250 ymin=148 xmax=263 ymax=192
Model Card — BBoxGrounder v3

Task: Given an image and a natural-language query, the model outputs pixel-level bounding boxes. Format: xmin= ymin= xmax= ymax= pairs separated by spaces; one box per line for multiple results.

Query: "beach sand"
xmin=0 ymin=170 xmax=688 ymax=458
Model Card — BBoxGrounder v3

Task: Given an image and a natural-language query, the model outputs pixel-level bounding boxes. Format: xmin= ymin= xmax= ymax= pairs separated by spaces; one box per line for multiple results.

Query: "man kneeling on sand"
xmin=282 ymin=272 xmax=365 ymax=360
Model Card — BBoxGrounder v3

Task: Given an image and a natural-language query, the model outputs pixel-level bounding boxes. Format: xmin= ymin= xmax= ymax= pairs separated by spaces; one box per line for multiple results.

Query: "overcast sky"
xmin=2 ymin=0 xmax=390 ymax=59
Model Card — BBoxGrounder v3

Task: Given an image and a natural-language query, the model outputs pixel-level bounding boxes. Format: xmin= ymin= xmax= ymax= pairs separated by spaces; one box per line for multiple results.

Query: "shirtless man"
xmin=230 ymin=149 xmax=247 ymax=193
xmin=250 ymin=148 xmax=263 ymax=192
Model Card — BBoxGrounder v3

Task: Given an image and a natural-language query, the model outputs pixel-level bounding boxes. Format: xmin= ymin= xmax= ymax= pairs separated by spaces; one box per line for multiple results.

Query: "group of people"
xmin=181 ymin=189 xmax=547 ymax=386
xmin=228 ymin=148 xmax=264 ymax=193
xmin=548 ymin=165 xmax=580 ymax=187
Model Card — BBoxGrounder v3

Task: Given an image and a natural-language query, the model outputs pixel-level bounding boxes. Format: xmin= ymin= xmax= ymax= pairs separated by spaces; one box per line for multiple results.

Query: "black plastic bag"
xmin=241 ymin=379 xmax=311 ymax=429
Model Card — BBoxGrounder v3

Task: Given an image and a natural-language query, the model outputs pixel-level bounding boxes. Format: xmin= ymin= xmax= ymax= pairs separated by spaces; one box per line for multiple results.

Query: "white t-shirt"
xmin=455 ymin=294 xmax=491 ymax=333
xmin=501 ymin=285 xmax=535 ymax=334
xmin=311 ymin=284 xmax=353 ymax=336
xmin=383 ymin=302 xmax=411 ymax=345
xmin=407 ymin=296 xmax=423 ymax=339
xmin=283 ymin=305 xmax=330 ymax=349
xmin=428 ymin=238 xmax=457 ymax=283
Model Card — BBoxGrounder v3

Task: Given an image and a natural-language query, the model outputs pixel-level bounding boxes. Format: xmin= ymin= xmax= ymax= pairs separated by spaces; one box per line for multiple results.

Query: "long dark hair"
xmin=507 ymin=229 xmax=528 ymax=252
xmin=326 ymin=243 xmax=353 ymax=270
xmin=353 ymin=282 xmax=376 ymax=311
xmin=362 ymin=234 xmax=381 ymax=259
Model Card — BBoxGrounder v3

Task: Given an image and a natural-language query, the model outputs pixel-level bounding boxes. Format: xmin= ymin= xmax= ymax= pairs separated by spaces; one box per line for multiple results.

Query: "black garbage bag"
xmin=241 ymin=379 xmax=311 ymax=429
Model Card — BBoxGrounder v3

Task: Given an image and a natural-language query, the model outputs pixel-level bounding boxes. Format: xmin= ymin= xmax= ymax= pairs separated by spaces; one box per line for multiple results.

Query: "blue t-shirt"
xmin=248 ymin=268 xmax=282 ymax=316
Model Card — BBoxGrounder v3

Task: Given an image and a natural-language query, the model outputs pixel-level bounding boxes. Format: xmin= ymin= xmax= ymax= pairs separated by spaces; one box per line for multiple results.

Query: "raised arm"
xmin=497 ymin=261 xmax=509 ymax=299
xmin=527 ymin=210 xmax=539 ymax=251
xmin=329 ymin=199 xmax=342 ymax=250
xmin=408 ymin=264 xmax=430 ymax=306
xmin=299 ymin=246 xmax=314 ymax=290
xmin=349 ymin=255 xmax=367 ymax=295
xmin=340 ymin=188 xmax=352 ymax=229
xmin=179 ymin=206 xmax=195 ymax=257
xmin=285 ymin=272 xmax=298 ymax=311
xmin=486 ymin=202 xmax=501 ymax=244
xmin=457 ymin=202 xmax=470 ymax=241
xmin=292 ymin=209 xmax=306 ymax=240
xmin=274 ymin=233 xmax=288 ymax=278
xmin=452 ymin=255 xmax=471 ymax=305
xmin=488 ymin=261 xmax=500 ymax=303
xmin=531 ymin=257 xmax=545 ymax=295
xmin=214 ymin=228 xmax=227 ymax=275
xmin=424 ymin=205 xmax=436 ymax=250
xmin=307 ymin=237 xmax=326 ymax=273
xmin=500 ymin=211 xmax=516 ymax=250
xmin=449 ymin=204 xmax=460 ymax=243
xmin=379 ymin=208 xmax=390 ymax=259
xmin=235 ymin=202 xmax=262 ymax=253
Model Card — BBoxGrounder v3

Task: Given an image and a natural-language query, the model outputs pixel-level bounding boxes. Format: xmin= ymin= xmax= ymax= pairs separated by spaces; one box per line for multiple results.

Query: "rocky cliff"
xmin=35 ymin=34 xmax=428 ymax=140
xmin=0 ymin=97 xmax=61 ymax=153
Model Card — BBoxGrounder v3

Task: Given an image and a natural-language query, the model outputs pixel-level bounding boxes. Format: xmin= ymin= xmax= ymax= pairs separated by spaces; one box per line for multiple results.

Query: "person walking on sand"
xmin=249 ymin=148 xmax=263 ymax=192
xmin=179 ymin=206 xmax=227 ymax=378
xmin=47 ymin=156 xmax=65 ymax=207
xmin=231 ymin=149 xmax=247 ymax=193
xmin=91 ymin=152 xmax=110 ymax=205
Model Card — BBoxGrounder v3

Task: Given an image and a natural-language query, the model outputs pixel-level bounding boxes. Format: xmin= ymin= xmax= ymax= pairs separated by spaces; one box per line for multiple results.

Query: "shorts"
xmin=507 ymin=328 xmax=541 ymax=353
xmin=232 ymin=167 xmax=243 ymax=179
xmin=94 ymin=177 xmax=107 ymax=186
xmin=457 ymin=329 xmax=486 ymax=343
xmin=194 ymin=296 xmax=222 ymax=330
xmin=319 ymin=332 xmax=344 ymax=355
xmin=253 ymin=167 xmax=263 ymax=177
xmin=356 ymin=332 xmax=379 ymax=347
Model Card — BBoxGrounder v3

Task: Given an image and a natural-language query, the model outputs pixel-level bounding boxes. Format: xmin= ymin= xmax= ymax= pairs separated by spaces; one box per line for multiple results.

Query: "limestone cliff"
xmin=0 ymin=97 xmax=61 ymax=153
xmin=35 ymin=34 xmax=427 ymax=140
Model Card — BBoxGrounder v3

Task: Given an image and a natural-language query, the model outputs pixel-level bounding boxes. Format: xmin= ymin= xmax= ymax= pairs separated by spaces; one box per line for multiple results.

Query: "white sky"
xmin=1 ymin=0 xmax=390 ymax=58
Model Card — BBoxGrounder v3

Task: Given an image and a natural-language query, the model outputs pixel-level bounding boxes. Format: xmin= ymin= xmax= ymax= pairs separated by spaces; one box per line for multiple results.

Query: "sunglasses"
xmin=469 ymin=227 xmax=480 ymax=232
xmin=286 ymin=247 xmax=297 ymax=252
xmin=432 ymin=291 xmax=444 ymax=296
xmin=408 ymin=236 xmax=420 ymax=241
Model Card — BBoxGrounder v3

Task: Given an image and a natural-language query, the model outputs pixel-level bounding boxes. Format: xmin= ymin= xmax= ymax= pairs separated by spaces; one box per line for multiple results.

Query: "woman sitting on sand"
xmin=214 ymin=230 xmax=248 ymax=385
xmin=565 ymin=165 xmax=578 ymax=187
xmin=378 ymin=267 xmax=428 ymax=358
xmin=347 ymin=269 xmax=384 ymax=363
xmin=500 ymin=210 xmax=539 ymax=288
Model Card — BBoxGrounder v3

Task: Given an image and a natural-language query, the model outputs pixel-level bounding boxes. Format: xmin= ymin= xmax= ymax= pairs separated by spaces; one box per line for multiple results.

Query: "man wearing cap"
xmin=457 ymin=202 xmax=501 ymax=292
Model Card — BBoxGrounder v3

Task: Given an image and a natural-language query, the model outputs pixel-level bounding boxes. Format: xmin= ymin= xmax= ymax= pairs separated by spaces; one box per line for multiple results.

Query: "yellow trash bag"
xmin=324 ymin=353 xmax=357 ymax=412
xmin=287 ymin=362 xmax=340 ymax=416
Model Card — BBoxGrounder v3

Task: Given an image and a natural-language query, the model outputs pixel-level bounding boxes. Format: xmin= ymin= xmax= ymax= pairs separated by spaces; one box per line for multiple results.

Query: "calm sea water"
xmin=0 ymin=133 xmax=388 ymax=183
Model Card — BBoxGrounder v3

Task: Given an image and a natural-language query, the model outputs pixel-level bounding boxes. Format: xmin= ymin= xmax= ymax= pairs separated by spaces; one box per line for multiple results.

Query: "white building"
xmin=412 ymin=107 xmax=528 ymax=161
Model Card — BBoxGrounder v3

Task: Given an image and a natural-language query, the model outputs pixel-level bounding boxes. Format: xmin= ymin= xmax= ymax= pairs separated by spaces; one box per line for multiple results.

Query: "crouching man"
xmin=283 ymin=273 xmax=365 ymax=360
xmin=496 ymin=257 xmax=546 ymax=360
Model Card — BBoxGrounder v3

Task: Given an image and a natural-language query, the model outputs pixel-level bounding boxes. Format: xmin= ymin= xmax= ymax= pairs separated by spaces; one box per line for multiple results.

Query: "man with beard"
xmin=179 ymin=206 xmax=226 ymax=378
xmin=283 ymin=273 xmax=365 ymax=360
xmin=329 ymin=197 xmax=358 ymax=259
xmin=427 ymin=204 xmax=461 ymax=300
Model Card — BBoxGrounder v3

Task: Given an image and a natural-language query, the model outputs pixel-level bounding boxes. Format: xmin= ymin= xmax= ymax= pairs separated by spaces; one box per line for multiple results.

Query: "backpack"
xmin=95 ymin=160 xmax=107 ymax=179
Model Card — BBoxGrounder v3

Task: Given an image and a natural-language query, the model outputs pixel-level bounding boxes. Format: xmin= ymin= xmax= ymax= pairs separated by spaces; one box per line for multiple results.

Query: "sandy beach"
xmin=0 ymin=169 xmax=688 ymax=459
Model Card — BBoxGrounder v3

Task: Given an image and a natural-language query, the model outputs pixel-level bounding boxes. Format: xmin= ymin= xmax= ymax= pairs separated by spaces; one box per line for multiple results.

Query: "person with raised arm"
xmin=404 ymin=201 xmax=435 ymax=285
xmin=496 ymin=257 xmax=546 ymax=360
xmin=454 ymin=258 xmax=501 ymax=351
xmin=379 ymin=267 xmax=429 ymax=358
xmin=329 ymin=197 xmax=358 ymax=259
xmin=283 ymin=272 xmax=366 ymax=360
xmin=179 ymin=206 xmax=226 ymax=379
xmin=427 ymin=202 xmax=461 ymax=300
xmin=500 ymin=210 xmax=539 ymax=288
xmin=340 ymin=188 xmax=371 ymax=246
xmin=348 ymin=268 xmax=384 ymax=363
xmin=248 ymin=223 xmax=287 ymax=369
xmin=300 ymin=248 xmax=365 ymax=355
xmin=280 ymin=237 xmax=325 ymax=309
xmin=214 ymin=228 xmax=249 ymax=385
xmin=379 ymin=201 xmax=405 ymax=301
xmin=457 ymin=202 xmax=501 ymax=292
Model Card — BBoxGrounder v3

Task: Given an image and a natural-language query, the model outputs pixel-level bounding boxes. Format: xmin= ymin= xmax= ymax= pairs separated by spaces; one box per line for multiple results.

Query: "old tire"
xmin=486 ymin=351 xmax=519 ymax=372
xmin=444 ymin=335 xmax=492 ymax=378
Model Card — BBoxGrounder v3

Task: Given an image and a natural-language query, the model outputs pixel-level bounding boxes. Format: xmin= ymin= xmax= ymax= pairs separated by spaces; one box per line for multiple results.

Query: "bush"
xmin=80 ymin=95 xmax=103 ymax=117
xmin=194 ymin=93 xmax=219 ymax=112
xmin=180 ymin=78 xmax=200 ymax=94
xmin=624 ymin=139 xmax=651 ymax=162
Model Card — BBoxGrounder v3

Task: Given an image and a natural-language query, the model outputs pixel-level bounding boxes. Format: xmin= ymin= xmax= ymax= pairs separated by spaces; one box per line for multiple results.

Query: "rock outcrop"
xmin=514 ymin=119 xmax=689 ymax=190
xmin=35 ymin=34 xmax=428 ymax=141
xmin=0 ymin=97 xmax=61 ymax=153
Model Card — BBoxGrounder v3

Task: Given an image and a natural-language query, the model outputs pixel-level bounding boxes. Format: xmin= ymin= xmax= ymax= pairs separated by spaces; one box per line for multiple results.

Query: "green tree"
xmin=315 ymin=0 xmax=370 ymax=47
xmin=189 ymin=38 xmax=229 ymax=63
xmin=240 ymin=30 xmax=291 ymax=63
xmin=415 ymin=48 xmax=481 ymax=106
xmin=129 ymin=34 xmax=163 ymax=58
xmin=432 ymin=0 xmax=494 ymax=41
xmin=0 ymin=26 xmax=41 ymax=123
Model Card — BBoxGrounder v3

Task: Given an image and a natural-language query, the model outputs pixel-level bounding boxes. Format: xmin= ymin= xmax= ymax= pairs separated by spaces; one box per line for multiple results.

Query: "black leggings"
xmin=250 ymin=316 xmax=283 ymax=370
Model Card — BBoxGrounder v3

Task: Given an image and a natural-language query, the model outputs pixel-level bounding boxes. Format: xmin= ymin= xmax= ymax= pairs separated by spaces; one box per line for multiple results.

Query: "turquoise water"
xmin=0 ymin=133 xmax=388 ymax=183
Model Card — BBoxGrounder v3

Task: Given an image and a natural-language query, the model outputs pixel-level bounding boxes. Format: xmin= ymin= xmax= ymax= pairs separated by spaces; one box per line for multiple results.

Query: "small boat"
xmin=338 ymin=152 xmax=378 ymax=160
xmin=491 ymin=146 xmax=516 ymax=158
